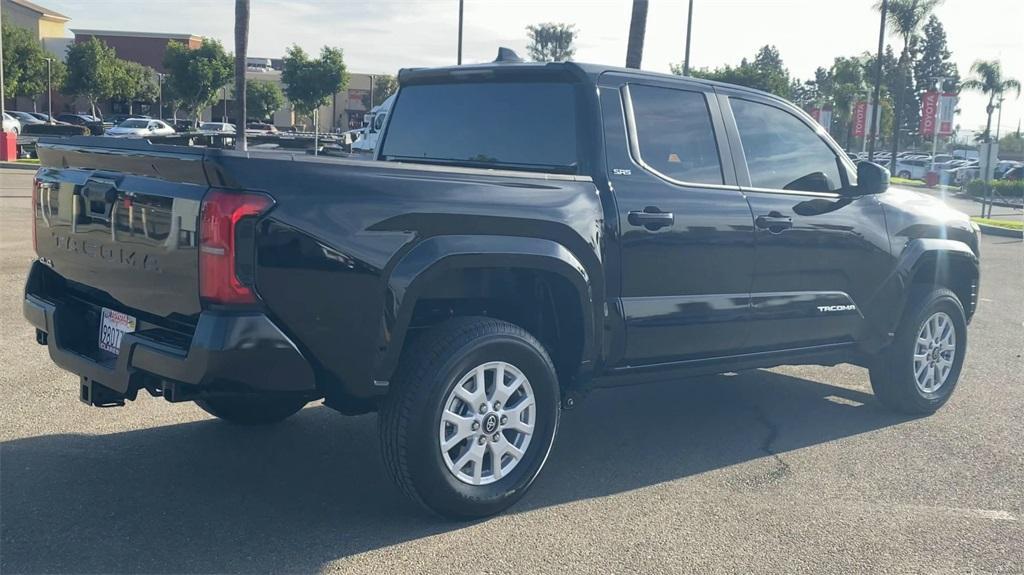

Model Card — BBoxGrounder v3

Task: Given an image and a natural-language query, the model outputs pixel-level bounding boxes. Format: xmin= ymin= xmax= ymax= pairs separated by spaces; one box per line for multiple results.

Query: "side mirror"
xmin=856 ymin=161 xmax=889 ymax=195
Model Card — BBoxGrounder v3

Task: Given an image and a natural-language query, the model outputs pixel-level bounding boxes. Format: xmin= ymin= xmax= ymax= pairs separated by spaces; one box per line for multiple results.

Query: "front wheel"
xmin=898 ymin=170 xmax=912 ymax=179
xmin=870 ymin=288 xmax=967 ymax=414
xmin=380 ymin=317 xmax=560 ymax=519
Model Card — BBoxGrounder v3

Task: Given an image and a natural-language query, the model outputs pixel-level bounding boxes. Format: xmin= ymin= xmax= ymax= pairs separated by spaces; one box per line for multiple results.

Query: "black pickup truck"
xmin=25 ymin=55 xmax=980 ymax=518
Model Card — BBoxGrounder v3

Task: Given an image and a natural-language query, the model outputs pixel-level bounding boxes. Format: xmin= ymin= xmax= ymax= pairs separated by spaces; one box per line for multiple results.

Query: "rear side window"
xmin=380 ymin=82 xmax=578 ymax=173
xmin=731 ymin=98 xmax=843 ymax=193
xmin=628 ymin=85 xmax=723 ymax=185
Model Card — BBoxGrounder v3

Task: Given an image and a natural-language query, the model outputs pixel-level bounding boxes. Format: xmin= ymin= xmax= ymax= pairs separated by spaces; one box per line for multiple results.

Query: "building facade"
xmin=1 ymin=0 xmax=68 ymax=47
xmin=70 ymin=29 xmax=203 ymax=74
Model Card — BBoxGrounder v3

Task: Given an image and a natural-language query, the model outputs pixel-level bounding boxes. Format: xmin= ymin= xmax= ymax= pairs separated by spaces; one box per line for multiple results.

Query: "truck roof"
xmin=397 ymin=59 xmax=783 ymax=101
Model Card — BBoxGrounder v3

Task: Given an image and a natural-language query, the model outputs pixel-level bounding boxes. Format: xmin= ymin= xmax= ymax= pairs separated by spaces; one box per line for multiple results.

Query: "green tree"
xmin=824 ymin=57 xmax=868 ymax=145
xmin=998 ymin=132 xmax=1024 ymax=155
xmin=2 ymin=21 xmax=54 ymax=107
xmin=281 ymin=45 xmax=348 ymax=123
xmin=63 ymin=37 xmax=118 ymax=116
xmin=245 ymin=80 xmax=284 ymax=121
xmin=674 ymin=45 xmax=791 ymax=99
xmin=112 ymin=60 xmax=158 ymax=114
xmin=360 ymin=74 xmax=398 ymax=109
xmin=162 ymin=38 xmax=233 ymax=123
xmin=372 ymin=74 xmax=398 ymax=107
xmin=161 ymin=78 xmax=186 ymax=121
xmin=876 ymin=0 xmax=943 ymax=156
xmin=914 ymin=15 xmax=959 ymax=93
xmin=525 ymin=23 xmax=578 ymax=62
xmin=961 ymin=60 xmax=1021 ymax=142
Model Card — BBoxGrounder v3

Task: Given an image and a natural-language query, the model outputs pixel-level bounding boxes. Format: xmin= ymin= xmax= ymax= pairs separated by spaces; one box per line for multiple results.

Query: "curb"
xmin=976 ymin=223 xmax=1023 ymax=239
xmin=0 ymin=162 xmax=40 ymax=171
xmin=954 ymin=193 xmax=1024 ymax=209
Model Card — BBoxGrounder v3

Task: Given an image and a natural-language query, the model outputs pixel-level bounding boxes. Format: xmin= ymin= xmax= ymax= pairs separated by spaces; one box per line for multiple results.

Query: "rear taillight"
xmin=31 ymin=177 xmax=39 ymax=254
xmin=199 ymin=190 xmax=273 ymax=305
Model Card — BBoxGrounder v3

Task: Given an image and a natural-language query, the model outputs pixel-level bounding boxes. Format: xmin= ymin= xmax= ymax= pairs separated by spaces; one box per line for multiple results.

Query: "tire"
xmin=869 ymin=287 xmax=967 ymax=414
xmin=898 ymin=170 xmax=912 ymax=179
xmin=380 ymin=317 xmax=560 ymax=519
xmin=196 ymin=396 xmax=307 ymax=425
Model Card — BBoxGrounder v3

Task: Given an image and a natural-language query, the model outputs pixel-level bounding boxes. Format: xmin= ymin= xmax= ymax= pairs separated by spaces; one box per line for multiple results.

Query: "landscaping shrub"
xmin=964 ymin=179 xmax=1024 ymax=198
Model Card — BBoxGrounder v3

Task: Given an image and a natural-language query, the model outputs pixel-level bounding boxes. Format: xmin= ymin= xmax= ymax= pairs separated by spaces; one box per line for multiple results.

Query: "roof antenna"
xmin=493 ymin=47 xmax=524 ymax=64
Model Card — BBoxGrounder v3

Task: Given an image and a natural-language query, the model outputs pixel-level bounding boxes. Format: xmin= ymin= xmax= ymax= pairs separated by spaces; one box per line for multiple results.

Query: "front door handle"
xmin=628 ymin=209 xmax=674 ymax=230
xmin=755 ymin=212 xmax=793 ymax=233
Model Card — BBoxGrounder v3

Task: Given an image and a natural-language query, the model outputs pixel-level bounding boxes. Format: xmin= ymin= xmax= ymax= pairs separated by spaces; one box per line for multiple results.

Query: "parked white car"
xmin=351 ymin=94 xmax=394 ymax=154
xmin=105 ymin=119 xmax=175 ymax=138
xmin=2 ymin=112 xmax=22 ymax=135
xmin=894 ymin=158 xmax=930 ymax=180
xmin=199 ymin=122 xmax=236 ymax=134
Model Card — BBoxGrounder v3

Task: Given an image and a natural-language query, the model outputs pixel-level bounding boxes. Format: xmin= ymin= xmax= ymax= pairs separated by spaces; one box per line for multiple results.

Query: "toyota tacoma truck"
xmin=25 ymin=53 xmax=980 ymax=519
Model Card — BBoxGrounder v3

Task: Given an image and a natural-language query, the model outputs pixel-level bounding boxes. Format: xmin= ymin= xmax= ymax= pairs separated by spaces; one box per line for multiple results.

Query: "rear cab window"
xmin=379 ymin=81 xmax=580 ymax=174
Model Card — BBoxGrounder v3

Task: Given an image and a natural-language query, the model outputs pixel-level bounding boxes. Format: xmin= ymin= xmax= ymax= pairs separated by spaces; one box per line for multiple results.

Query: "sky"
xmin=40 ymin=0 xmax=1024 ymax=135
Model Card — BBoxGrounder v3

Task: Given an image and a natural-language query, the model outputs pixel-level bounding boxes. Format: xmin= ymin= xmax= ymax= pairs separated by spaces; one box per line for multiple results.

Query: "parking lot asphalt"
xmin=1 ymin=167 xmax=1021 ymax=574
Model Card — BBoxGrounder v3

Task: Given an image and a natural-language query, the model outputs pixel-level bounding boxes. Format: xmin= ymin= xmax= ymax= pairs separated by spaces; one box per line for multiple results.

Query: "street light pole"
xmin=682 ymin=0 xmax=694 ymax=75
xmin=994 ymin=93 xmax=1005 ymax=142
xmin=1 ymin=7 xmax=6 ymax=122
xmin=45 ymin=58 xmax=54 ymax=122
xmin=369 ymin=74 xmax=375 ymax=112
xmin=457 ymin=0 xmax=464 ymax=65
xmin=157 ymin=73 xmax=164 ymax=120
xmin=929 ymin=77 xmax=953 ymax=173
xmin=867 ymin=0 xmax=887 ymax=162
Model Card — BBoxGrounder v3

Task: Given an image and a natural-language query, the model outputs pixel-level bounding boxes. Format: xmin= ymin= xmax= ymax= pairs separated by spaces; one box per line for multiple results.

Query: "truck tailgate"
xmin=34 ymin=140 xmax=209 ymax=324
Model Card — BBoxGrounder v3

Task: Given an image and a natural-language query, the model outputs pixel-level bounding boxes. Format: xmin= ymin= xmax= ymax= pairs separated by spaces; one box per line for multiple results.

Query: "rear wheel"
xmin=380 ymin=317 xmax=560 ymax=519
xmin=898 ymin=170 xmax=912 ymax=179
xmin=196 ymin=396 xmax=307 ymax=425
xmin=870 ymin=288 xmax=967 ymax=414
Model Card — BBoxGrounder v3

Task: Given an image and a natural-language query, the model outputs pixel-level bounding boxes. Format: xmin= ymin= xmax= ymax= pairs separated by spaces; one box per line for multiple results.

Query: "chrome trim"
xmin=741 ymin=186 xmax=843 ymax=199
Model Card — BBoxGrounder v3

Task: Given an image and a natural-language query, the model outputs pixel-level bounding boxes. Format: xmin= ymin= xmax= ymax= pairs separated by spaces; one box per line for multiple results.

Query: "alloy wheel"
xmin=438 ymin=361 xmax=536 ymax=485
xmin=913 ymin=311 xmax=957 ymax=394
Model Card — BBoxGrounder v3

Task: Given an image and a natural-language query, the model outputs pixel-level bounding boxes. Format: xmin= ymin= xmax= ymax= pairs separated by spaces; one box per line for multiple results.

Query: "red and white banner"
xmin=920 ymin=91 xmax=940 ymax=136
xmin=938 ymin=93 xmax=957 ymax=136
xmin=921 ymin=92 xmax=958 ymax=136
xmin=853 ymin=101 xmax=869 ymax=137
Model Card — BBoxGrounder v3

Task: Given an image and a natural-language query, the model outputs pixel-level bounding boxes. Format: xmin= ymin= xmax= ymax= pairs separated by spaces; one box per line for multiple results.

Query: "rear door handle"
xmin=628 ymin=209 xmax=674 ymax=230
xmin=755 ymin=213 xmax=793 ymax=233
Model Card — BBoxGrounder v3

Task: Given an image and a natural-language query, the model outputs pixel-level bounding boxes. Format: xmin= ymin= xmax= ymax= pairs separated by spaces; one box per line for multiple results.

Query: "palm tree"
xmin=625 ymin=0 xmax=648 ymax=69
xmin=874 ymin=0 xmax=941 ymax=169
xmin=961 ymin=60 xmax=1021 ymax=142
xmin=234 ymin=0 xmax=250 ymax=151
xmin=882 ymin=0 xmax=943 ymax=63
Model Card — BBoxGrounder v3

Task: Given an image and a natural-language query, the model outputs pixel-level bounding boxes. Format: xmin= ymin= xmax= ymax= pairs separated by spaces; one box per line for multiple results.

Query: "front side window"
xmin=628 ymin=85 xmax=723 ymax=185
xmin=731 ymin=98 xmax=843 ymax=193
xmin=380 ymin=81 xmax=578 ymax=173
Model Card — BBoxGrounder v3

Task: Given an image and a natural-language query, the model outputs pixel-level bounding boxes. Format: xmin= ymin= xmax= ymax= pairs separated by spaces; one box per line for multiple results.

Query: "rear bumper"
xmin=24 ymin=267 xmax=318 ymax=402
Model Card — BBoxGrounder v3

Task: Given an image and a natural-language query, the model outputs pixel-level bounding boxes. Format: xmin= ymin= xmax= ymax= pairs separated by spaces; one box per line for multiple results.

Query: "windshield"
xmin=201 ymin=123 xmax=232 ymax=131
xmin=119 ymin=120 xmax=150 ymax=128
xmin=380 ymin=82 xmax=579 ymax=173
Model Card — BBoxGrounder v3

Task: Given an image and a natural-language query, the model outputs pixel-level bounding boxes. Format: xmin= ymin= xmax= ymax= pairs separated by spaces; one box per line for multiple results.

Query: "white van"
xmin=351 ymin=94 xmax=395 ymax=154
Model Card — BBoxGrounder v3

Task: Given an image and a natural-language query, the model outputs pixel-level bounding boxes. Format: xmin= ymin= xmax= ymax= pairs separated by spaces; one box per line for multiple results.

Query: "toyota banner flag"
xmin=853 ymin=101 xmax=868 ymax=137
xmin=921 ymin=92 xmax=957 ymax=136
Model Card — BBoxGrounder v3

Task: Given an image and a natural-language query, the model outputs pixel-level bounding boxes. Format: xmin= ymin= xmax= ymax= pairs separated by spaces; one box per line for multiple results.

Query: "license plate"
xmin=98 ymin=308 xmax=136 ymax=355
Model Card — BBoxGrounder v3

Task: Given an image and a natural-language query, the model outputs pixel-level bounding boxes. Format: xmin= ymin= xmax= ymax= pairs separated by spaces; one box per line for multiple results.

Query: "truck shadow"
xmin=1 ymin=368 xmax=910 ymax=573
